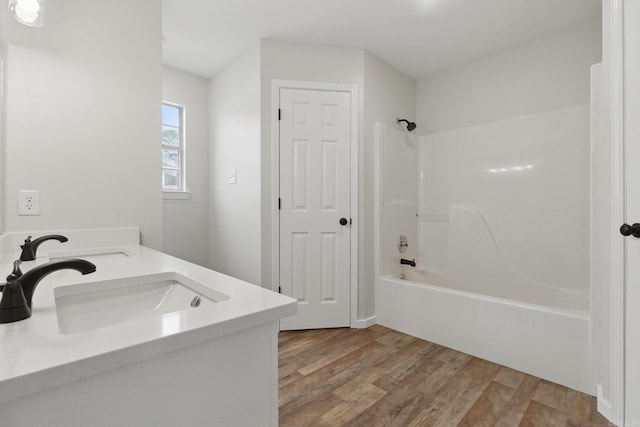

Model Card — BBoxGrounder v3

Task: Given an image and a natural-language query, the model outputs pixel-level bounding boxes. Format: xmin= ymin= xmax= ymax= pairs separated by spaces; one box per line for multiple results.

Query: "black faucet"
xmin=0 ymin=258 xmax=96 ymax=324
xmin=20 ymin=234 xmax=68 ymax=261
xmin=400 ymin=258 xmax=416 ymax=267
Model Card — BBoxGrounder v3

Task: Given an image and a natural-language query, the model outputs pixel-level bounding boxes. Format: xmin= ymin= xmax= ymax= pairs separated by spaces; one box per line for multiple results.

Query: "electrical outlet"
xmin=18 ymin=190 xmax=40 ymax=216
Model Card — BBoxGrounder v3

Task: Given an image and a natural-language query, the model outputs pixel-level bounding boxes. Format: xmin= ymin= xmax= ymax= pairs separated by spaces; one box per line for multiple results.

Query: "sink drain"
xmin=190 ymin=296 xmax=201 ymax=308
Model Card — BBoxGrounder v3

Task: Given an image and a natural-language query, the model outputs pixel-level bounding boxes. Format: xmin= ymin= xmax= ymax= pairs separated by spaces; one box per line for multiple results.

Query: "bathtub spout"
xmin=400 ymin=258 xmax=416 ymax=267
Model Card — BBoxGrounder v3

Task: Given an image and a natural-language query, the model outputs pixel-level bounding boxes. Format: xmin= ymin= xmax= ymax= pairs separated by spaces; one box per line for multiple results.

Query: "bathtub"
xmin=376 ymin=273 xmax=593 ymax=394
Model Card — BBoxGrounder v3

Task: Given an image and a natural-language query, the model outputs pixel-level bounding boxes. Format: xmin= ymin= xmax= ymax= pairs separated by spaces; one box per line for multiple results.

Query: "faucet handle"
xmin=0 ymin=260 xmax=23 ymax=293
xmin=11 ymin=260 xmax=23 ymax=279
xmin=19 ymin=236 xmax=34 ymax=261
xmin=0 ymin=267 xmax=30 ymax=322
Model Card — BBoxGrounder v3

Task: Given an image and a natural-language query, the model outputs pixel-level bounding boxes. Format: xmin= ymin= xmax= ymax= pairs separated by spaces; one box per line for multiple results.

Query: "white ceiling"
xmin=161 ymin=0 xmax=601 ymax=80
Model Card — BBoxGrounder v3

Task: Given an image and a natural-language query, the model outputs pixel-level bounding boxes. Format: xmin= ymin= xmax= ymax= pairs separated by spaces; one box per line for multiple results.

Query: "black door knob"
xmin=339 ymin=218 xmax=348 ymax=226
xmin=620 ymin=223 xmax=640 ymax=238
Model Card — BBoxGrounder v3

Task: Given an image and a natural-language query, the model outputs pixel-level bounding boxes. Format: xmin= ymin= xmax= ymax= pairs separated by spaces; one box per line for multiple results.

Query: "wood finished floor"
xmin=278 ymin=325 xmax=613 ymax=427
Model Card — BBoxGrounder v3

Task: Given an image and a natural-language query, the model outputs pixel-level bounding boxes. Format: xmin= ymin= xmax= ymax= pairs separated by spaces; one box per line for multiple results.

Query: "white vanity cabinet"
xmin=0 ymin=229 xmax=296 ymax=427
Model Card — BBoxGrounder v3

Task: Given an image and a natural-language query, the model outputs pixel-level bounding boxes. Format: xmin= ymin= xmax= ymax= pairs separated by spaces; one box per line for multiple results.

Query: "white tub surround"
xmin=417 ymin=105 xmax=590 ymax=300
xmin=0 ymin=229 xmax=296 ymax=427
xmin=375 ymin=105 xmax=594 ymax=395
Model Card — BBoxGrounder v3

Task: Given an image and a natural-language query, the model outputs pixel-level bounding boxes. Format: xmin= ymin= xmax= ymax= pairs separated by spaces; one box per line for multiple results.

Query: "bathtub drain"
xmin=191 ymin=296 xmax=201 ymax=308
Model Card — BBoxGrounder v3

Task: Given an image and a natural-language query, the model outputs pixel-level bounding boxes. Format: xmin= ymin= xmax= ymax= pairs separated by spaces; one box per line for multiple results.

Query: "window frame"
xmin=161 ymin=101 xmax=187 ymax=194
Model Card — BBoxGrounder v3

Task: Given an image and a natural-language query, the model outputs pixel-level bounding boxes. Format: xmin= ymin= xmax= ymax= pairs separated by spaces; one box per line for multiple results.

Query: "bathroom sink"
xmin=54 ymin=272 xmax=229 ymax=334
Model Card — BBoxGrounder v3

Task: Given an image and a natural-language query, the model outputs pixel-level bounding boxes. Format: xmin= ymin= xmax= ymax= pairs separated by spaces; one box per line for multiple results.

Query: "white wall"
xmin=1 ymin=0 xmax=163 ymax=249
xmin=208 ymin=39 xmax=415 ymax=321
xmin=209 ymin=43 xmax=262 ymax=285
xmin=417 ymin=21 xmax=602 ymax=133
xmin=208 ymin=40 xmax=367 ymax=291
xmin=162 ymin=66 xmax=210 ymax=267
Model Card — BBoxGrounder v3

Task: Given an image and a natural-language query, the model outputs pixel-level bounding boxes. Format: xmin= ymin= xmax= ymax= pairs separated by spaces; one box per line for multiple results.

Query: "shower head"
xmin=397 ymin=119 xmax=417 ymax=132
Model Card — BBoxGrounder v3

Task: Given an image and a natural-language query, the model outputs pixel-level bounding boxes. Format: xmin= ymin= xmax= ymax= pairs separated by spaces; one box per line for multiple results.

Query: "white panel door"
xmin=279 ymin=88 xmax=351 ymax=330
xmin=624 ymin=1 xmax=640 ymax=423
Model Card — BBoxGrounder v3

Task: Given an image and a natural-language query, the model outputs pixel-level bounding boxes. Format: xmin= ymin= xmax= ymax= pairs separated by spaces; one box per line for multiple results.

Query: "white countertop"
xmin=0 ymin=229 xmax=297 ymax=405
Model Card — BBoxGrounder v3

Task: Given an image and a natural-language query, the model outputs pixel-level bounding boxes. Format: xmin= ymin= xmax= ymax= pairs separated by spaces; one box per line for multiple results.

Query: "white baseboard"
xmin=596 ymin=385 xmax=615 ymax=425
xmin=352 ymin=315 xmax=377 ymax=329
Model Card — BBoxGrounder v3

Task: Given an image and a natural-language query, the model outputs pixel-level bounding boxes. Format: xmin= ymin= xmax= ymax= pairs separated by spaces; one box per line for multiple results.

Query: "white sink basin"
xmin=54 ymin=272 xmax=229 ymax=334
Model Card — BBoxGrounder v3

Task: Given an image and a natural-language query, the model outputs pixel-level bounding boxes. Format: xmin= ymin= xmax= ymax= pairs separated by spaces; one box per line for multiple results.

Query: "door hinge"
xmin=278 ymin=198 xmax=281 ymax=210
xmin=278 ymin=108 xmax=281 ymax=121
xmin=278 ymin=286 xmax=281 ymax=293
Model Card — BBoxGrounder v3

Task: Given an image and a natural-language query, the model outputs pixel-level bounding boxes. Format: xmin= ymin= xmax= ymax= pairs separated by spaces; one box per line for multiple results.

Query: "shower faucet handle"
xmin=620 ymin=223 xmax=640 ymax=238
xmin=398 ymin=235 xmax=408 ymax=253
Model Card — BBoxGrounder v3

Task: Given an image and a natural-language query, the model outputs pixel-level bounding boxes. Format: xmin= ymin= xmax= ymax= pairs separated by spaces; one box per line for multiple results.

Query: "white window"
xmin=162 ymin=102 xmax=185 ymax=192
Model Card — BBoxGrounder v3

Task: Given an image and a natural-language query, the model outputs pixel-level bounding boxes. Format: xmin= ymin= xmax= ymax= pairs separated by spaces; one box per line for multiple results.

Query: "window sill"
xmin=163 ymin=191 xmax=191 ymax=200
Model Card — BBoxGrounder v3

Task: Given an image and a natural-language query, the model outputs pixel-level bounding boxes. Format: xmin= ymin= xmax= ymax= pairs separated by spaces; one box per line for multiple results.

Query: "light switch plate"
xmin=229 ymin=169 xmax=237 ymax=184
